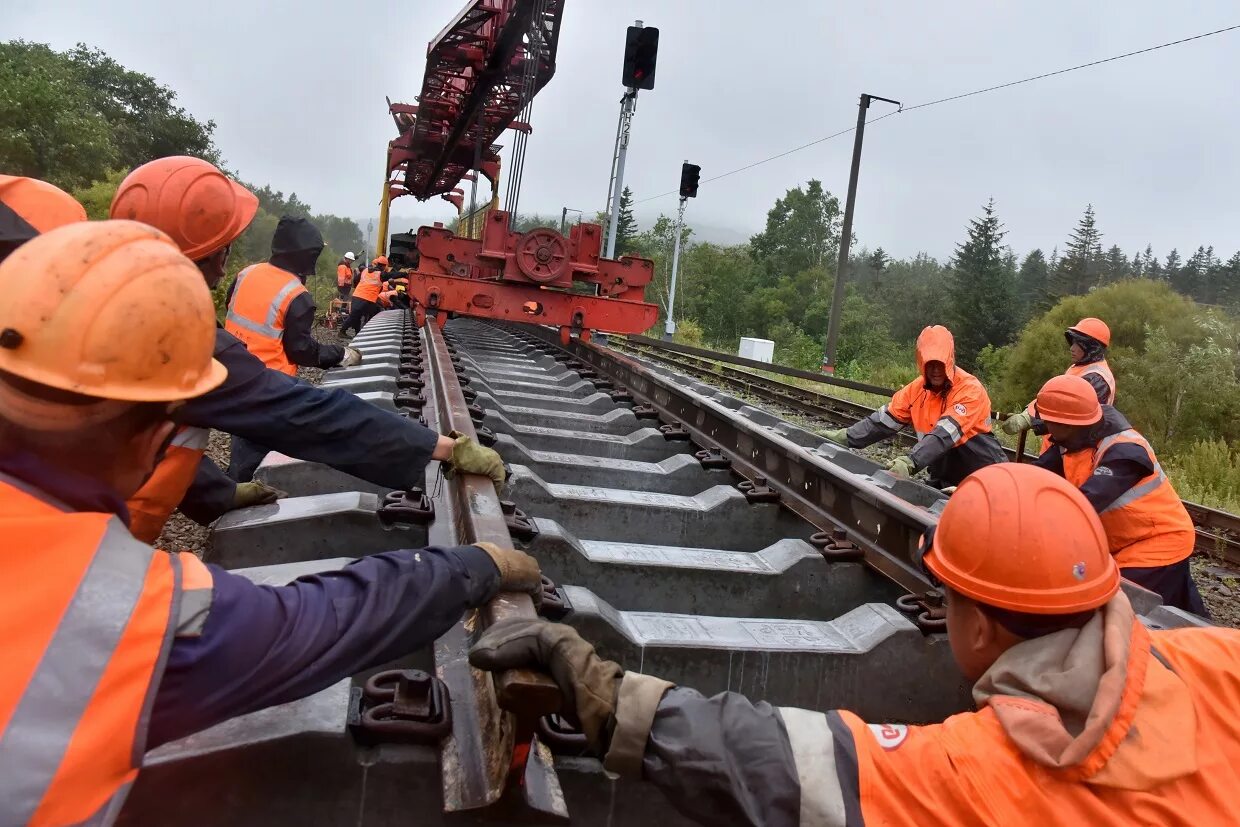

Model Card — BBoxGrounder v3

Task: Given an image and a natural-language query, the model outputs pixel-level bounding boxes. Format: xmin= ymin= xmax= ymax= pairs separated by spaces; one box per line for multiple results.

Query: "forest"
xmin=4 ymin=40 xmax=1238 ymax=510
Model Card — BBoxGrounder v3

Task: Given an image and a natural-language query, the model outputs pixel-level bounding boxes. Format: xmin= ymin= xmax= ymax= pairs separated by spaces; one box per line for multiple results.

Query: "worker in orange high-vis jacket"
xmin=224 ymin=216 xmax=362 ymax=375
xmin=0 ymin=221 xmax=541 ymax=826
xmin=1031 ymin=374 xmax=1206 ymax=615
xmin=111 ymin=157 xmax=507 ymax=538
xmin=0 ymin=174 xmax=87 ymax=263
xmin=1004 ymin=317 xmax=1117 ymax=453
xmin=823 ymin=324 xmax=1006 ymax=488
xmin=341 ymin=255 xmax=387 ymax=336
xmin=471 ymin=463 xmax=1239 ymax=827
xmin=336 ymin=251 xmax=356 ymax=300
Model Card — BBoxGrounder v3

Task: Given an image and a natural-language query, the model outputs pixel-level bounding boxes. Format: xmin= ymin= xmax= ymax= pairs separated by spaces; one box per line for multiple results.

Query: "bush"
xmin=672 ymin=318 xmax=705 ymax=347
xmin=1166 ymin=439 xmax=1240 ymax=514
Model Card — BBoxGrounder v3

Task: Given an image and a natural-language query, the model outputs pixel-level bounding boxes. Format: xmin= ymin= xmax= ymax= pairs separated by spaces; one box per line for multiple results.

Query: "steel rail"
xmin=421 ymin=321 xmax=567 ymax=819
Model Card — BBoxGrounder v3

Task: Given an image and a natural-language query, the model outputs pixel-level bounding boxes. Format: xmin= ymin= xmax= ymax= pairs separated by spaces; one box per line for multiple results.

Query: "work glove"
xmin=823 ymin=428 xmax=850 ymax=447
xmin=473 ymin=541 xmax=543 ymax=603
xmin=232 ymin=480 xmax=285 ymax=509
xmin=340 ymin=346 xmax=363 ymax=368
xmin=448 ymin=429 xmax=507 ymax=491
xmin=469 ymin=618 xmax=623 ymax=749
xmin=887 ymin=456 xmax=916 ymax=478
xmin=1001 ymin=411 xmax=1034 ymax=435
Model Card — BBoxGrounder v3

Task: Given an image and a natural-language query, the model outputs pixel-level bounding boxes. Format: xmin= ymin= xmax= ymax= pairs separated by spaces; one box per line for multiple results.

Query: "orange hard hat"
xmin=373 ymin=255 xmax=389 ymax=267
xmin=0 ymin=221 xmax=227 ymax=402
xmin=110 ymin=156 xmax=258 ymax=261
xmin=1035 ymin=374 xmax=1102 ymax=426
xmin=0 ymin=175 xmax=87 ymax=241
xmin=1067 ymin=317 xmax=1111 ymax=347
xmin=922 ymin=463 xmax=1119 ymax=614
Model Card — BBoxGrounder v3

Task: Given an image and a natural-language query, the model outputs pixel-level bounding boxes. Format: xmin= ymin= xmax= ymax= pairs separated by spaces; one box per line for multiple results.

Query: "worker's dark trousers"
xmin=1122 ymin=559 xmax=1210 ymax=618
xmin=342 ymin=298 xmax=379 ymax=336
xmin=227 ymin=434 xmax=269 ymax=483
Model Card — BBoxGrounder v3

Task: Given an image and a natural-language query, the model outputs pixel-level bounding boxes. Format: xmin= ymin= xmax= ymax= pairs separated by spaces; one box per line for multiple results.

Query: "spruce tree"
xmin=1051 ymin=205 xmax=1104 ymax=298
xmin=615 ymin=186 xmax=638 ymax=253
xmin=1102 ymin=245 xmax=1130 ymax=284
xmin=1018 ymin=249 xmax=1050 ymax=319
xmin=947 ymin=198 xmax=1017 ymax=365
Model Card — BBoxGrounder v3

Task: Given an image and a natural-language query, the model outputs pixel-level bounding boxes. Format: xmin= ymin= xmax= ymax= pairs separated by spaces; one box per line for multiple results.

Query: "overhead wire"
xmin=633 ymin=23 xmax=1240 ymax=205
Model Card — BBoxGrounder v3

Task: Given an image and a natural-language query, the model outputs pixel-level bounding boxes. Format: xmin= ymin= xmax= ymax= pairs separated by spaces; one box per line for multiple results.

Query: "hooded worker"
xmin=337 ymin=251 xmax=356 ymax=299
xmin=111 ymin=156 xmax=506 ymax=538
xmin=224 ymin=215 xmax=361 ymax=374
xmin=1003 ymin=317 xmax=1117 ymax=450
xmin=824 ymin=325 xmax=1006 ymax=487
xmin=469 ymin=463 xmax=1240 ymax=826
xmin=1030 ymin=374 xmax=1205 ymax=615
xmin=341 ymin=254 xmax=388 ymax=336
xmin=0 ymin=220 xmax=541 ymax=826
xmin=0 ymin=174 xmax=87 ymax=263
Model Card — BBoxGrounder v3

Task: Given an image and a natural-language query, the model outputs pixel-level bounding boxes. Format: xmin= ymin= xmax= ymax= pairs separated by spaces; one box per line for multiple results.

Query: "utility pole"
xmin=604 ymin=20 xmax=658 ymax=259
xmin=366 ymin=219 xmax=374 ymax=262
xmin=821 ymin=92 xmax=900 ymax=374
xmin=664 ymin=196 xmax=687 ymax=340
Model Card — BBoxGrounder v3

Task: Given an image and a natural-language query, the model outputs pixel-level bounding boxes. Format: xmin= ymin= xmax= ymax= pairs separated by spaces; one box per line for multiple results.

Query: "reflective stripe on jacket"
xmin=125 ymin=426 xmax=211 ymax=544
xmin=352 ymin=268 xmax=383 ymax=303
xmin=223 ymin=263 xmax=308 ymax=375
xmin=1062 ymin=427 xmax=1194 ymax=567
xmin=0 ymin=474 xmax=213 ymax=827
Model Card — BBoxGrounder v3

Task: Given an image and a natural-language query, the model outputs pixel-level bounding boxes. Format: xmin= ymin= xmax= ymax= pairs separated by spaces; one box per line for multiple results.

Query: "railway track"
xmin=118 ymin=312 xmax=1210 ymax=825
xmin=615 ymin=336 xmax=1240 ymax=568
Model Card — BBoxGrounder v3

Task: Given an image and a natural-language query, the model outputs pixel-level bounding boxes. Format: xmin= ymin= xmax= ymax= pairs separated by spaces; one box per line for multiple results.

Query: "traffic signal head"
xmin=679 ymin=163 xmax=701 ymax=198
xmin=622 ymin=26 xmax=659 ymax=90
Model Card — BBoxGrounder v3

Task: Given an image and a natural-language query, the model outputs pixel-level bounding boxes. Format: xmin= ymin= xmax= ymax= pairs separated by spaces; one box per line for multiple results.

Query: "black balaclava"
xmin=269 ymin=215 xmax=324 ymax=279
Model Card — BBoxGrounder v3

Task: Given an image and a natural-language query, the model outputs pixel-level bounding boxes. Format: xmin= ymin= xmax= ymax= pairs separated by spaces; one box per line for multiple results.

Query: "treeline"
xmin=0 ymin=41 xmax=363 ymax=311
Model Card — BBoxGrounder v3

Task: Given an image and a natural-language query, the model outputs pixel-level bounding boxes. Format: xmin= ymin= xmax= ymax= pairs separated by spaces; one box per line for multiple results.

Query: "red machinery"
xmin=409 ymin=210 xmax=657 ymax=341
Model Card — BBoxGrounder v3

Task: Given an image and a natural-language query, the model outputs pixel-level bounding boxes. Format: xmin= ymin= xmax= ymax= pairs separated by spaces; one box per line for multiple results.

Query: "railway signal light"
xmin=679 ymin=163 xmax=701 ymax=199
xmin=622 ymin=26 xmax=659 ymax=90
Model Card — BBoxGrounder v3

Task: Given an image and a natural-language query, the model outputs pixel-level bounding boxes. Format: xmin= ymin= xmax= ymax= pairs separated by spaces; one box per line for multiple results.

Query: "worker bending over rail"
xmin=0 ymin=221 xmax=542 ymax=826
xmin=108 ymin=158 xmax=504 ymax=539
xmin=1031 ymin=374 xmax=1206 ymax=616
xmin=824 ymin=325 xmax=1006 ymax=487
xmin=1003 ymin=316 xmax=1117 ymax=454
xmin=471 ymin=463 xmax=1240 ymax=826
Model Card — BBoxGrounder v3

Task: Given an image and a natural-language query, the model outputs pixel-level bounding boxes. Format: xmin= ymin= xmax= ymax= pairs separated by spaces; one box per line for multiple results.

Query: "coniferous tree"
xmin=615 ymin=186 xmax=638 ymax=253
xmin=1018 ymin=248 xmax=1049 ymax=320
xmin=947 ymin=198 xmax=1017 ymax=365
xmin=1102 ymin=244 xmax=1130 ymax=284
xmin=1050 ymin=205 xmax=1104 ymax=299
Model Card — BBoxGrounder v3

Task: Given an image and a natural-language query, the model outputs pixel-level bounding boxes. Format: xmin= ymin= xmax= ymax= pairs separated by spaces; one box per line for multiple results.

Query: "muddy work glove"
xmin=886 ymin=456 xmax=916 ymax=478
xmin=1001 ymin=411 xmax=1034 ymax=435
xmin=232 ymin=480 xmax=285 ymax=509
xmin=823 ymin=427 xmax=850 ymax=447
xmin=469 ymin=618 xmax=623 ymax=748
xmin=473 ymin=541 xmax=542 ymax=603
xmin=448 ymin=430 xmax=507 ymax=491
xmin=340 ymin=346 xmax=363 ymax=367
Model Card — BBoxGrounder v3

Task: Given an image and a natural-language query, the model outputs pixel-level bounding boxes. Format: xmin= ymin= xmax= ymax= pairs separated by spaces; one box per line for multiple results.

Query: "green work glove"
xmin=823 ymin=428 xmax=850 ymax=447
xmin=473 ymin=541 xmax=543 ymax=602
xmin=448 ymin=430 xmax=507 ymax=491
xmin=469 ymin=618 xmax=623 ymax=748
xmin=232 ymin=480 xmax=285 ymax=509
xmin=887 ymin=456 xmax=916 ymax=478
xmin=1001 ymin=410 xmax=1034 ymax=435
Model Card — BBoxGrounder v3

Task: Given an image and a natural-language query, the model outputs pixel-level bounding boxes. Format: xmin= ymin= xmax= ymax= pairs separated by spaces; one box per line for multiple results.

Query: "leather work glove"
xmin=823 ymin=428 xmax=850 ymax=447
xmin=340 ymin=346 xmax=363 ymax=367
xmin=448 ymin=429 xmax=507 ymax=491
xmin=887 ymin=456 xmax=916 ymax=478
xmin=469 ymin=618 xmax=623 ymax=748
xmin=473 ymin=541 xmax=543 ymax=602
xmin=1001 ymin=410 xmax=1034 ymax=435
xmin=232 ymin=480 xmax=285 ymax=509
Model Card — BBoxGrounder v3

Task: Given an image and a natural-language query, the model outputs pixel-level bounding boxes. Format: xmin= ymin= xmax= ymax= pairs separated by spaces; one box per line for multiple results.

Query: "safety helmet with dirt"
xmin=1035 ymin=374 xmax=1103 ymax=426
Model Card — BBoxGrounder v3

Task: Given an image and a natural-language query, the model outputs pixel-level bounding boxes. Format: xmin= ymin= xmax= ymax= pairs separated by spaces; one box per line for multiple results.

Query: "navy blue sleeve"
xmin=1031 ymin=446 xmax=1064 ymax=475
xmin=173 ymin=329 xmax=438 ymax=491
xmin=283 ymin=292 xmax=345 ymax=369
xmin=177 ymin=456 xmax=236 ymax=526
xmin=147 ymin=545 xmax=501 ymax=747
xmin=1079 ymin=445 xmax=1155 ymax=513
xmin=1083 ymin=373 xmax=1111 ymax=406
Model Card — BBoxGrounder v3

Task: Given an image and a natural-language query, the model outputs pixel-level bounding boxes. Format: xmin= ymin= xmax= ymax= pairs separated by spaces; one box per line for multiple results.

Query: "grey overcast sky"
xmin=10 ymin=1 xmax=1239 ymax=260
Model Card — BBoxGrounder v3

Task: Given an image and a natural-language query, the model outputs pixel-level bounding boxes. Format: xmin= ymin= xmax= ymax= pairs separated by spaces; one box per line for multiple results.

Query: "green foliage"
xmin=71 ymin=169 xmax=127 ymax=219
xmin=749 ymin=180 xmax=840 ymax=280
xmin=615 ymin=187 xmax=638 ymax=254
xmin=0 ymin=41 xmax=216 ymax=189
xmin=672 ymin=318 xmax=704 ymax=347
xmin=947 ymin=199 xmax=1017 ymax=367
xmin=1166 ymin=439 xmax=1240 ymax=515
xmin=1048 ymin=204 xmax=1104 ymax=300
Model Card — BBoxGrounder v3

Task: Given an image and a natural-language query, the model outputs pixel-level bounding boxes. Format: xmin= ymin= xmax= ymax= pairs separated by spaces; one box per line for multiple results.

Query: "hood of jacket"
xmin=973 ymin=593 xmax=1198 ymax=790
xmin=269 ymin=215 xmax=323 ymax=277
xmin=915 ymin=325 xmax=957 ymax=389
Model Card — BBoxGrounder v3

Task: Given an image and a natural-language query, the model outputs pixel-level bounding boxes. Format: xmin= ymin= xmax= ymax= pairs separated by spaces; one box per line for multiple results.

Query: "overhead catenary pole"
xmin=821 ymin=92 xmax=900 ymax=374
xmin=663 ymin=193 xmax=688 ymax=340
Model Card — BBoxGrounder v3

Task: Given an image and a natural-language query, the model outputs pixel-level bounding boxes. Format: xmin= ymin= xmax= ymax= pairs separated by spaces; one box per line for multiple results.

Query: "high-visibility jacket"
xmin=224 ymin=263 xmax=308 ymax=376
xmin=336 ymin=263 xmax=353 ymax=289
xmin=352 ymin=267 xmax=383 ymax=304
xmin=1062 ymin=427 xmax=1194 ymax=568
xmin=126 ymin=425 xmax=211 ymax=544
xmin=0 ymin=473 xmax=213 ymax=826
